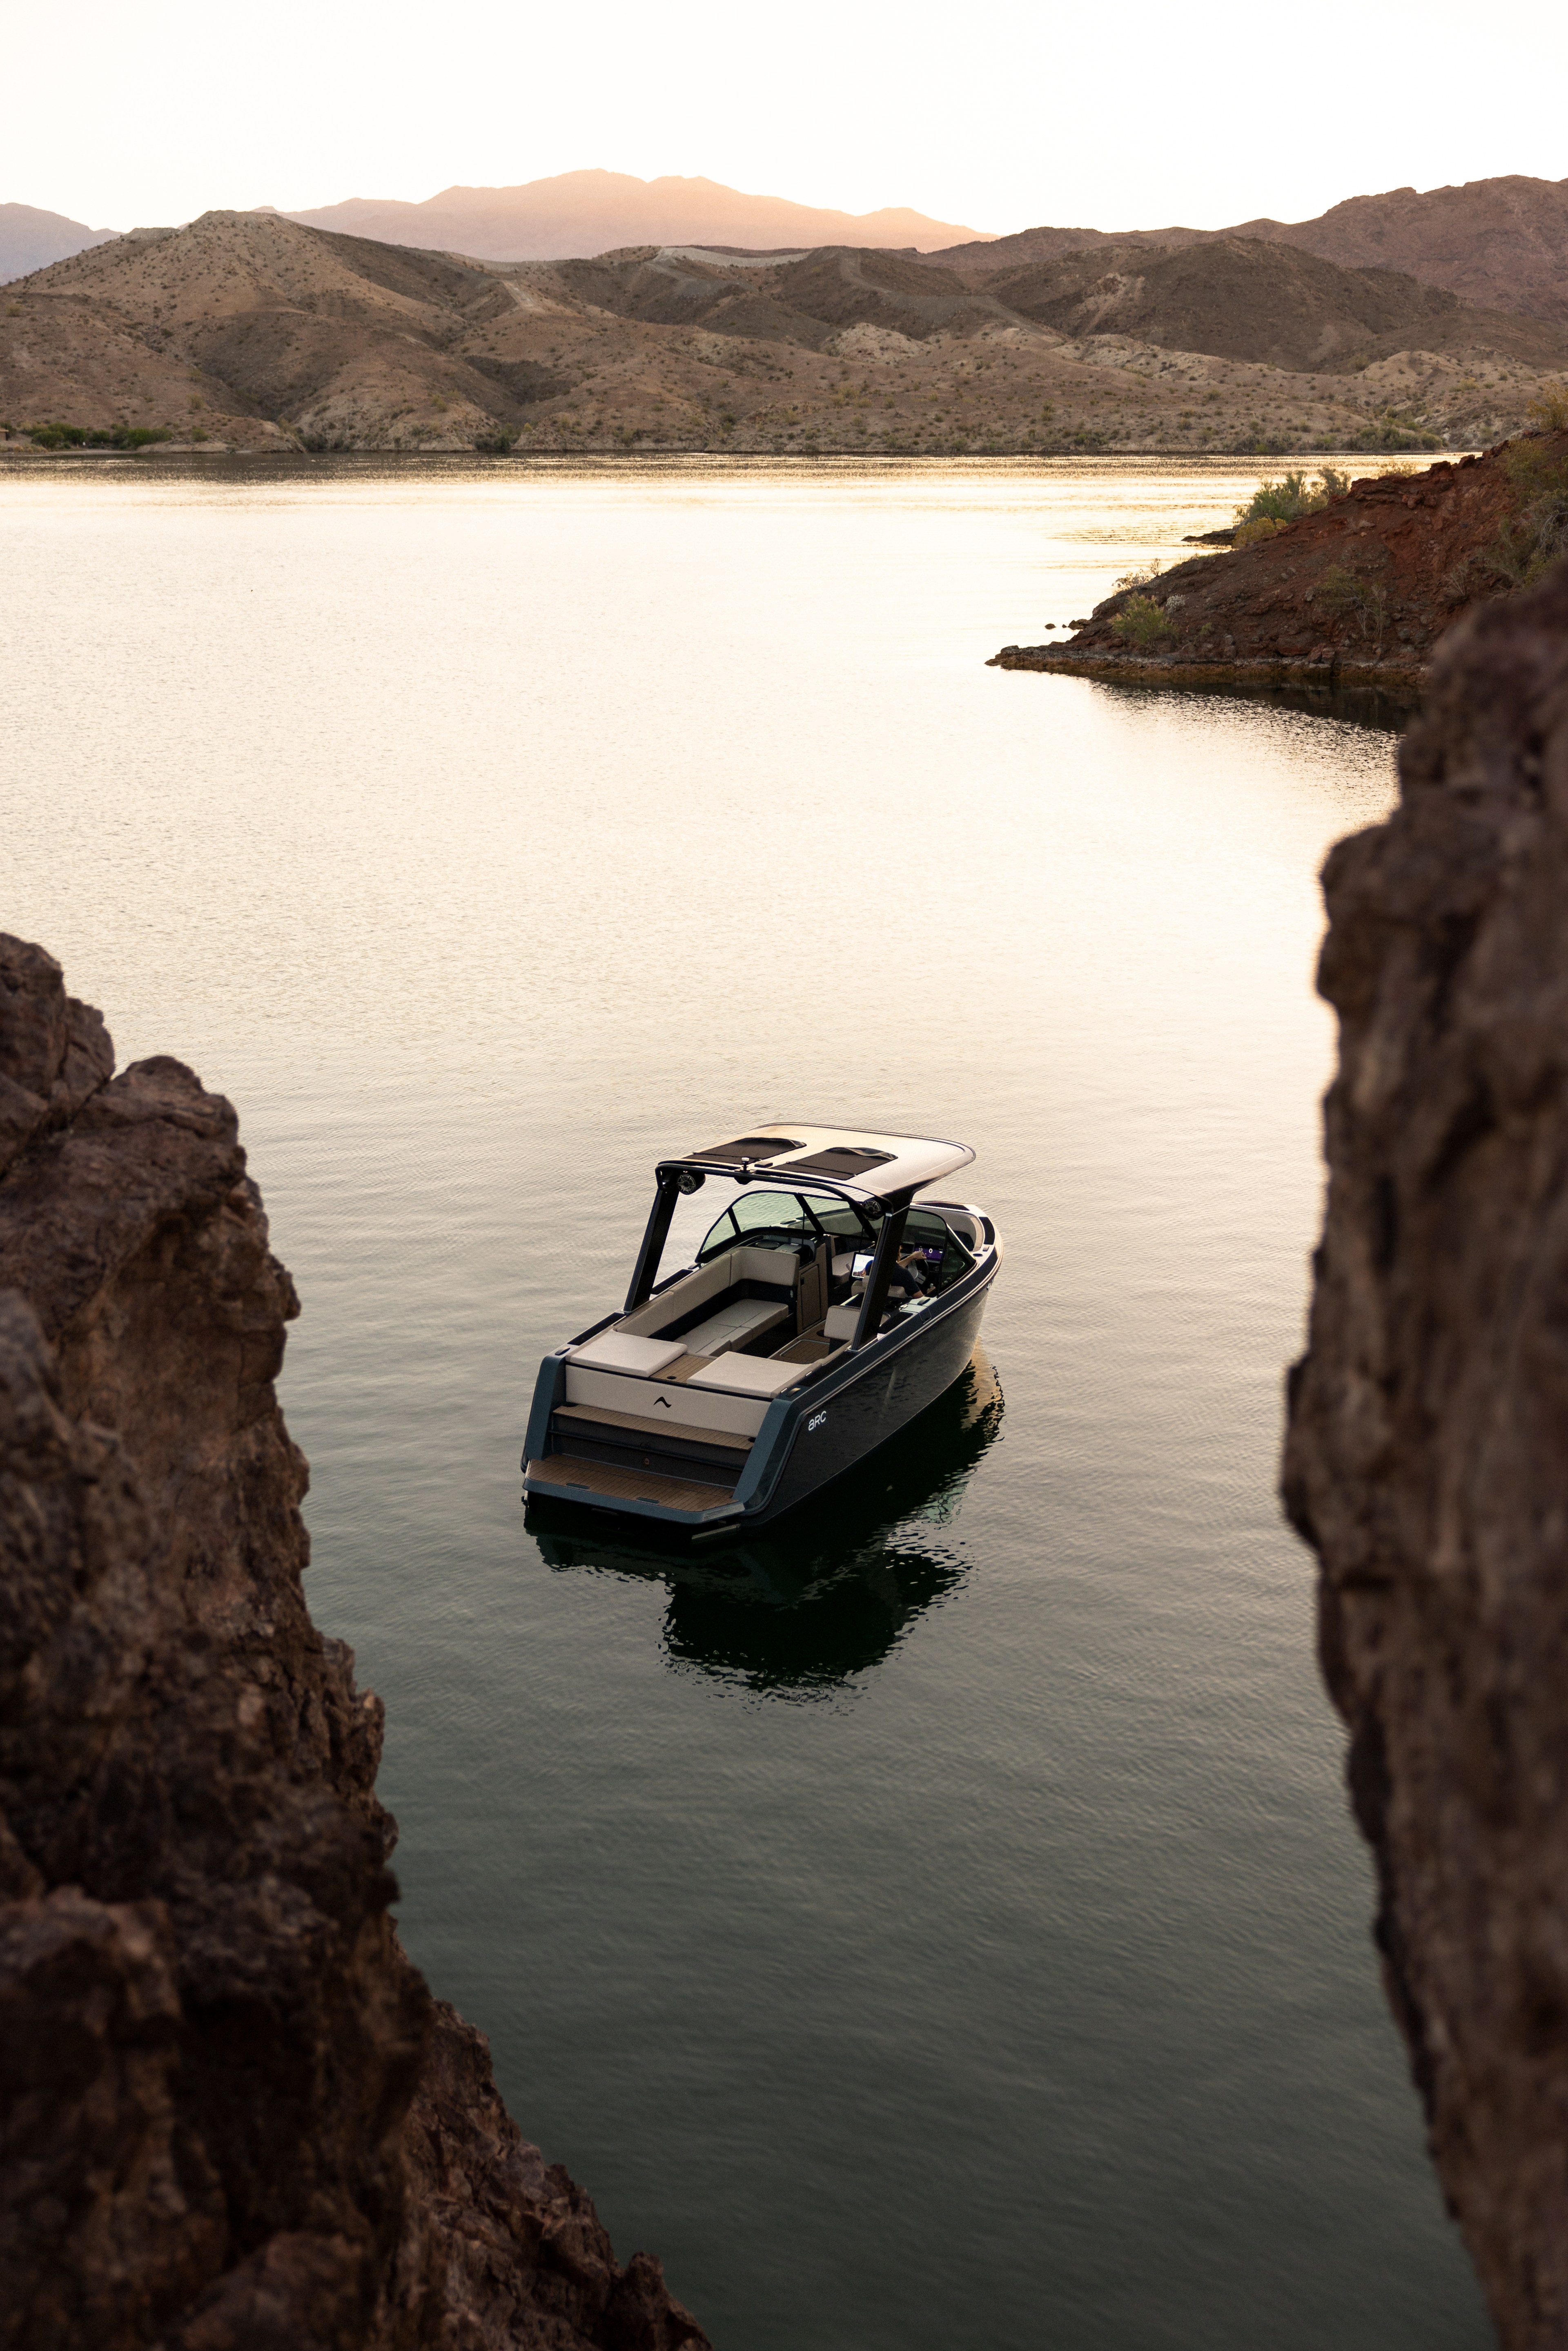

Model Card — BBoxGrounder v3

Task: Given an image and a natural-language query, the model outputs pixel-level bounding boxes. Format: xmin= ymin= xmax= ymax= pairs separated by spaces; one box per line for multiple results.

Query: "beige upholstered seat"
xmin=823 ymin=1301 xmax=862 ymax=1343
xmin=568 ymin=1333 xmax=688 ymax=1376
xmin=687 ymin=1353 xmax=806 ymax=1398
xmin=680 ymin=1299 xmax=788 ymax=1356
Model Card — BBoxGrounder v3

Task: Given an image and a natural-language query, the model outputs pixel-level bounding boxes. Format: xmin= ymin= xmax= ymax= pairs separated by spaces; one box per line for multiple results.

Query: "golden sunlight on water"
xmin=0 ymin=455 xmax=1488 ymax=2351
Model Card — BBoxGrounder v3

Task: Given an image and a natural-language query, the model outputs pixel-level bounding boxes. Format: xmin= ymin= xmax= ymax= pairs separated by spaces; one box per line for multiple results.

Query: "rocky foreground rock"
xmin=1283 ymin=558 xmax=1568 ymax=2344
xmin=993 ymin=426 xmax=1568 ymax=694
xmin=0 ymin=936 xmax=708 ymax=2350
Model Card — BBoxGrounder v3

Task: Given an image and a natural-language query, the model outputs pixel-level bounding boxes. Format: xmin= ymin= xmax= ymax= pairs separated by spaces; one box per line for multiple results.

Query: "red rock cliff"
xmin=0 ymin=936 xmax=708 ymax=2351
xmin=1283 ymin=562 xmax=1568 ymax=2344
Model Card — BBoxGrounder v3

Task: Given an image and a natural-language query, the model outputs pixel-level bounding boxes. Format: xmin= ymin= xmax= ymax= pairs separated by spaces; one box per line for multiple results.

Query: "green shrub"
xmin=1526 ymin=387 xmax=1568 ymax=432
xmin=1348 ymin=412 xmax=1441 ymax=452
xmin=1445 ymin=438 xmax=1568 ymax=598
xmin=1111 ymin=593 xmax=1175 ymax=648
xmin=1316 ymin=564 xmax=1391 ymax=653
xmin=24 ymin=420 xmax=172 ymax=450
xmin=1233 ymin=468 xmax=1353 ymax=533
xmin=1487 ymin=475 xmax=1568 ymax=590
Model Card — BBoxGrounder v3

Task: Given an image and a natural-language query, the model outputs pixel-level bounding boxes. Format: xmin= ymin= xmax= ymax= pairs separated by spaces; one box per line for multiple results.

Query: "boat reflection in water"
xmin=528 ymin=1348 xmax=1004 ymax=1698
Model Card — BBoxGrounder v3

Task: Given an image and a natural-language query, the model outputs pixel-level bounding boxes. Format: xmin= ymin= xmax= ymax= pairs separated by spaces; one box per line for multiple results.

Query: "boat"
xmin=521 ymin=1123 xmax=1002 ymax=1536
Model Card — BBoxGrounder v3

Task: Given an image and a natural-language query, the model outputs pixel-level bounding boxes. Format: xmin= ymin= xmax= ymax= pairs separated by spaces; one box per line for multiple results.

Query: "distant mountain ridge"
xmin=9 ymin=171 xmax=1567 ymax=324
xmin=0 ymin=202 xmax=118 ymax=284
xmin=283 ymin=169 xmax=993 ymax=260
xmin=934 ymin=175 xmax=1568 ymax=325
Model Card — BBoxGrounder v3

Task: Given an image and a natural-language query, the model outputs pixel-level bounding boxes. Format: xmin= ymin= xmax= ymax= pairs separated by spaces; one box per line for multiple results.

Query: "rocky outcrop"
xmin=1282 ymin=559 xmax=1568 ymax=2346
xmin=992 ymin=429 xmax=1568 ymax=693
xmin=0 ymin=935 xmax=708 ymax=2351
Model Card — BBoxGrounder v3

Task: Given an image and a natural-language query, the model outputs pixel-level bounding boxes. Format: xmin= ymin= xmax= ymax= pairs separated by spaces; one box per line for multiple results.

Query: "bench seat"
xmin=679 ymin=1299 xmax=789 ymax=1357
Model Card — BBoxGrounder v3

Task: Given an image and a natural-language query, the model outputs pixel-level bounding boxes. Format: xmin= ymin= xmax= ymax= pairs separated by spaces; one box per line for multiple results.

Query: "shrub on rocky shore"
xmin=1232 ymin=467 xmax=1354 ymax=547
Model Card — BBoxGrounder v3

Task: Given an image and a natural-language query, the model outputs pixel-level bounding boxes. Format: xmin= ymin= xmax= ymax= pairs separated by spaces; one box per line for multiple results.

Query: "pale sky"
xmin=9 ymin=0 xmax=1565 ymax=238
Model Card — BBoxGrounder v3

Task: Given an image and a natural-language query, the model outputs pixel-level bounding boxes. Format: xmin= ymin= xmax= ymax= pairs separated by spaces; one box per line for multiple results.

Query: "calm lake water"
xmin=1 ymin=454 xmax=1490 ymax=2350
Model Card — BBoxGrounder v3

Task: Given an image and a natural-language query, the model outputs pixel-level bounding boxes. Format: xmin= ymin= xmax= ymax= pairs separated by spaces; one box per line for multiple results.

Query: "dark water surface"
xmin=0 ymin=456 xmax=1489 ymax=2349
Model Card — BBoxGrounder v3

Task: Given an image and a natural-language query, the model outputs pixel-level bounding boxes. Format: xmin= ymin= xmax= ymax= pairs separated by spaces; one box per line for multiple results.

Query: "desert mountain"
xmin=0 ymin=201 xmax=117 ymax=285
xmin=1230 ymin=176 xmax=1568 ymax=327
xmin=4 ymin=210 xmax=1564 ymax=459
xmin=937 ymin=175 xmax=1568 ymax=327
xmin=284 ymin=169 xmax=991 ymax=261
xmin=986 ymin=239 xmax=1568 ymax=375
xmin=14 ymin=170 xmax=1567 ymax=323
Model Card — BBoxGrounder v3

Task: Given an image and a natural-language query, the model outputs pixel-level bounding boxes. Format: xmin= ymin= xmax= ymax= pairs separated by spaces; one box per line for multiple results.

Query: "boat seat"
xmin=687 ymin=1352 xmax=805 ymax=1398
xmin=568 ymin=1333 xmax=688 ymax=1377
xmin=823 ymin=1300 xmax=862 ymax=1342
xmin=679 ymin=1299 xmax=788 ymax=1357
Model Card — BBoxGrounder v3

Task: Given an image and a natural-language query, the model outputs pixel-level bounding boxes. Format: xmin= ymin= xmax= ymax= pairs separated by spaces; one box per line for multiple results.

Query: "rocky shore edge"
xmin=0 ymin=938 xmax=708 ymax=2351
xmin=989 ymin=425 xmax=1568 ymax=693
xmin=989 ymin=645 xmax=1427 ymax=691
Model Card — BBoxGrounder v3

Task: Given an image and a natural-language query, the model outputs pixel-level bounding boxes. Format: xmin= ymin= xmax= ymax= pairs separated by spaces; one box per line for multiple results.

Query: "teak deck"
xmin=526 ymin=1454 xmax=736 ymax=1513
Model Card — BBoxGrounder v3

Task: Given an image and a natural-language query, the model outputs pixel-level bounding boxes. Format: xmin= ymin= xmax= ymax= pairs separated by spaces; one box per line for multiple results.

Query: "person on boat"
xmin=888 ymin=1245 xmax=931 ymax=1300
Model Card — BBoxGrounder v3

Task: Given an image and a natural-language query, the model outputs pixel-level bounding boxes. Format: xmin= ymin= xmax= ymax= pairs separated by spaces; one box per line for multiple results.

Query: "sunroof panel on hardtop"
xmin=688 ymin=1136 xmax=804 ymax=1164
xmin=784 ymin=1146 xmax=895 ymax=1177
xmin=673 ymin=1122 xmax=977 ymax=1203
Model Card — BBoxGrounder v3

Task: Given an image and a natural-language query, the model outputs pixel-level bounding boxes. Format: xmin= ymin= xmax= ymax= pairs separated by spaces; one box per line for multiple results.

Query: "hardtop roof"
xmin=663 ymin=1121 xmax=975 ymax=1206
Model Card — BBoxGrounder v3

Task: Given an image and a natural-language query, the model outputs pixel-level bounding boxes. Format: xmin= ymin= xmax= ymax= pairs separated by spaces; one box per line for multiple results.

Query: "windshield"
xmin=697 ymin=1187 xmax=875 ymax=1263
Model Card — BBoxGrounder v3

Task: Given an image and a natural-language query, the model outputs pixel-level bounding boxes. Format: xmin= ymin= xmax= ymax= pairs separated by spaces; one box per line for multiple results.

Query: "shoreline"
xmin=0 ymin=443 xmax=1454 ymax=472
xmin=988 ymin=644 xmax=1428 ymax=692
xmin=985 ymin=439 xmax=1557 ymax=704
